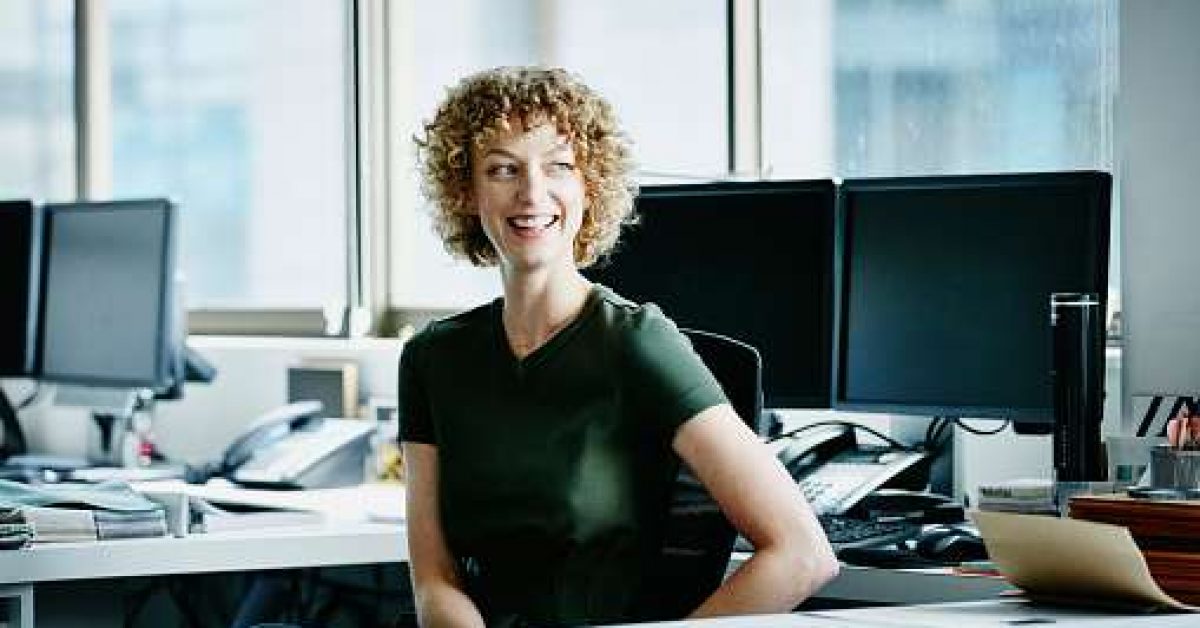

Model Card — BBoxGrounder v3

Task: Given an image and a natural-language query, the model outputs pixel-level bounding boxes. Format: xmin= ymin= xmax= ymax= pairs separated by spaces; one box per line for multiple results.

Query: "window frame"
xmin=72 ymin=0 xmax=367 ymax=337
xmin=65 ymin=0 xmax=1120 ymax=340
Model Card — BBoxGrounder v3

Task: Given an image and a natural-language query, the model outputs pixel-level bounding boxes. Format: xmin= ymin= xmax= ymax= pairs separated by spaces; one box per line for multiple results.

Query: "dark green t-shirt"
xmin=398 ymin=284 xmax=726 ymax=626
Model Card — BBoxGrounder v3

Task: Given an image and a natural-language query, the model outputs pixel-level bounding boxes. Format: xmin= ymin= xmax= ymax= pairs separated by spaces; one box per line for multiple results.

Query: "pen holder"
xmin=1150 ymin=445 xmax=1200 ymax=490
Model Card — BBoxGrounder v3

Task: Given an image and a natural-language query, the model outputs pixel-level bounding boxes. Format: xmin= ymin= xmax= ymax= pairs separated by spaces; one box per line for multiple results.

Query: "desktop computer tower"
xmin=1051 ymin=292 xmax=1105 ymax=482
xmin=0 ymin=201 xmax=39 ymax=377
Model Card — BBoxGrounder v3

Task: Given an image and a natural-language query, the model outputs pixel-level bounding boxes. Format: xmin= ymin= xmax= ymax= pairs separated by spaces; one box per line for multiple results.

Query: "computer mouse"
xmin=913 ymin=525 xmax=989 ymax=563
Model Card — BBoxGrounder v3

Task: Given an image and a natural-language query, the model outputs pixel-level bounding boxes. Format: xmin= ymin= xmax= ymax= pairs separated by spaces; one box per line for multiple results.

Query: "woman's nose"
xmin=518 ymin=167 xmax=548 ymax=202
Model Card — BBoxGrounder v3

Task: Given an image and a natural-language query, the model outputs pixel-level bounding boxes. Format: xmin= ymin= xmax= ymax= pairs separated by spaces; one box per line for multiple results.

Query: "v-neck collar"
xmin=493 ymin=284 xmax=602 ymax=375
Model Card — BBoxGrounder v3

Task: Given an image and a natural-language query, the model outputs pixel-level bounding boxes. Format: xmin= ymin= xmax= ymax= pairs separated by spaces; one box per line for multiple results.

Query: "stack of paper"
xmin=187 ymin=496 xmax=324 ymax=534
xmin=977 ymin=479 xmax=1057 ymax=515
xmin=0 ymin=508 xmax=35 ymax=549
xmin=19 ymin=505 xmax=98 ymax=543
xmin=0 ymin=479 xmax=167 ymax=543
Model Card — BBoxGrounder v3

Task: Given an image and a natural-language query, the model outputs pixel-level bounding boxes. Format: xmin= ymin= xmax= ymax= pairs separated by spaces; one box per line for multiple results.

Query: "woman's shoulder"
xmin=405 ymin=298 xmax=498 ymax=352
xmin=591 ymin=283 xmax=684 ymax=348
xmin=593 ymin=283 xmax=670 ymax=327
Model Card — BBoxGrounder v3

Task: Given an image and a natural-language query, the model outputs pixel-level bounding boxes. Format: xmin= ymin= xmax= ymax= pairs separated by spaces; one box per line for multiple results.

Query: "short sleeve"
xmin=622 ymin=305 xmax=728 ymax=436
xmin=397 ymin=329 xmax=435 ymax=444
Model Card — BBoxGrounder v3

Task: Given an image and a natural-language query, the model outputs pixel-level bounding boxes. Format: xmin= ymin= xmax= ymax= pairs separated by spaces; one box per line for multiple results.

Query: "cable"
xmin=16 ymin=383 xmax=41 ymax=410
xmin=952 ymin=417 xmax=1011 ymax=436
xmin=767 ymin=419 xmax=916 ymax=452
xmin=769 ymin=415 xmax=1009 ymax=455
xmin=927 ymin=417 xmax=955 ymax=452
xmin=923 ymin=417 xmax=946 ymax=451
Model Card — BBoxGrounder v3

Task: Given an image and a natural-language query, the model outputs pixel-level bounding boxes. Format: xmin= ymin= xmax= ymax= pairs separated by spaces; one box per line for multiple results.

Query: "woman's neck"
xmin=500 ymin=266 xmax=592 ymax=359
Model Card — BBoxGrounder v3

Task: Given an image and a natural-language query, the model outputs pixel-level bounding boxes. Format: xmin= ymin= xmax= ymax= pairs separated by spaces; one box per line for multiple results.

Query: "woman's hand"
xmin=672 ymin=405 xmax=839 ymax=616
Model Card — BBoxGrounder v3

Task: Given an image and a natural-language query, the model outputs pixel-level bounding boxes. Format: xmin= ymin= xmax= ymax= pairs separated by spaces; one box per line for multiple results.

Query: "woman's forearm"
xmin=688 ymin=543 xmax=839 ymax=618
xmin=414 ymin=581 xmax=487 ymax=628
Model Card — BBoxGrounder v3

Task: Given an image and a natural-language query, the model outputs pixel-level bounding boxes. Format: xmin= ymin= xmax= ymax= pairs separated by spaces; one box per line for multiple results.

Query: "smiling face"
xmin=471 ymin=121 xmax=587 ymax=275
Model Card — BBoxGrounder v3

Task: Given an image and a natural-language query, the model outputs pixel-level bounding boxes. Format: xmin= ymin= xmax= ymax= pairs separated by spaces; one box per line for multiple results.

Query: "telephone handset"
xmin=221 ymin=400 xmax=325 ymax=472
xmin=774 ymin=424 xmax=929 ymax=516
xmin=189 ymin=400 xmax=376 ymax=490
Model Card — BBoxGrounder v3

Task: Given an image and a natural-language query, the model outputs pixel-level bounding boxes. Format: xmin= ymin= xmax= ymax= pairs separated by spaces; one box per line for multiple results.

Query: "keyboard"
xmin=733 ymin=514 xmax=919 ymax=553
xmin=818 ymin=514 xmax=920 ymax=550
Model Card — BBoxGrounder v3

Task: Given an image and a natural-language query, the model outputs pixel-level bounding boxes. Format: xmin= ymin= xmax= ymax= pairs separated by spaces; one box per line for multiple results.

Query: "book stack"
xmin=0 ymin=479 xmax=168 ymax=544
xmin=977 ymin=479 xmax=1058 ymax=515
xmin=0 ymin=508 xmax=34 ymax=549
xmin=1070 ymin=494 xmax=1200 ymax=605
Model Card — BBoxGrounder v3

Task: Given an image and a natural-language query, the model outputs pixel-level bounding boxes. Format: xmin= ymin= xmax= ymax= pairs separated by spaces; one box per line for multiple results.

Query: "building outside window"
xmin=762 ymin=0 xmax=1117 ymax=301
xmin=108 ymin=0 xmax=350 ymax=311
xmin=0 ymin=0 xmax=74 ymax=201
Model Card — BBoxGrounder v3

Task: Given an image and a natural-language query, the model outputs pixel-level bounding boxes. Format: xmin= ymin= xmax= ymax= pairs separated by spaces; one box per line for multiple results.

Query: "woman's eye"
xmin=487 ymin=164 xmax=518 ymax=178
xmin=549 ymin=162 xmax=576 ymax=173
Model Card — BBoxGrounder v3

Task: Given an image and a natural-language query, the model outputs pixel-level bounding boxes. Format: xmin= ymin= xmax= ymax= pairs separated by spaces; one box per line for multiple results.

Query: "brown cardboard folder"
xmin=971 ymin=510 xmax=1198 ymax=611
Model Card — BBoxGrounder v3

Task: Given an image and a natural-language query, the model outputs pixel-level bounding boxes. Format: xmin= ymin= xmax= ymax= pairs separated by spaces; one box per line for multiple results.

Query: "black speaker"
xmin=0 ymin=201 xmax=39 ymax=377
xmin=1051 ymin=292 xmax=1105 ymax=482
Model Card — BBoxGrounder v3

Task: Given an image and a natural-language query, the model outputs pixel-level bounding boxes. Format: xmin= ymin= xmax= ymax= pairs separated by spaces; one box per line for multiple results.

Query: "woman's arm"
xmin=671 ymin=404 xmax=839 ymax=617
xmin=403 ymin=442 xmax=486 ymax=628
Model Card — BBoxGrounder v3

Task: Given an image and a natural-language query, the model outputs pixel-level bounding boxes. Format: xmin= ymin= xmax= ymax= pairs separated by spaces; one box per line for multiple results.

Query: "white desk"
xmin=616 ymin=599 xmax=1200 ymax=626
xmin=0 ymin=481 xmax=407 ymax=628
xmin=0 ymin=481 xmax=1011 ymax=627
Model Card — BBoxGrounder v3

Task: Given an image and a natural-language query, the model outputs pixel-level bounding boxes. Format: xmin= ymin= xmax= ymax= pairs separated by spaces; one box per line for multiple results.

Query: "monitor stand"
xmin=53 ymin=385 xmax=146 ymax=466
xmin=0 ymin=387 xmax=28 ymax=459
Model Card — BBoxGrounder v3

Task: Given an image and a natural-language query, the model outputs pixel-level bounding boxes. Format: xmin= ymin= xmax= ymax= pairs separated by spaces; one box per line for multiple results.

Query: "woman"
xmin=400 ymin=66 xmax=837 ymax=627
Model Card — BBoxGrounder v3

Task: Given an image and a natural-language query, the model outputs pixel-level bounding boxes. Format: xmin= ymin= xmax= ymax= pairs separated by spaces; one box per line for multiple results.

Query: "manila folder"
xmin=972 ymin=510 xmax=1197 ymax=612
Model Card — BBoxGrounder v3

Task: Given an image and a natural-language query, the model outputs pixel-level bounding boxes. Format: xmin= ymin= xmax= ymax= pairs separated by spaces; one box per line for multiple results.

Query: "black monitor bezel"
xmin=831 ymin=171 xmax=1111 ymax=424
xmin=35 ymin=198 xmax=179 ymax=389
xmin=0 ymin=199 xmax=40 ymax=378
xmin=594 ymin=178 xmax=836 ymax=409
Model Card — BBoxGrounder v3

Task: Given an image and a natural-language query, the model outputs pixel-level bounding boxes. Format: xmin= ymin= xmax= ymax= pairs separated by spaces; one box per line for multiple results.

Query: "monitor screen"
xmin=833 ymin=171 xmax=1111 ymax=425
xmin=37 ymin=199 xmax=178 ymax=389
xmin=0 ymin=200 xmax=39 ymax=377
xmin=585 ymin=180 xmax=835 ymax=408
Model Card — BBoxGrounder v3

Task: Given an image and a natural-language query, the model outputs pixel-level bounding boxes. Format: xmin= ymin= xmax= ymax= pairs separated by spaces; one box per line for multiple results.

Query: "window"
xmin=4 ymin=1 xmax=1123 ymax=330
xmin=761 ymin=0 xmax=1119 ymax=300
xmin=389 ymin=0 xmax=727 ymax=311
xmin=0 ymin=0 xmax=74 ymax=201
xmin=108 ymin=0 xmax=351 ymax=310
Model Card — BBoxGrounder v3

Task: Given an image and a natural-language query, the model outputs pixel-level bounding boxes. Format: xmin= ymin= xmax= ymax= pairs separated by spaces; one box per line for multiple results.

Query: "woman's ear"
xmin=460 ymin=189 xmax=478 ymax=215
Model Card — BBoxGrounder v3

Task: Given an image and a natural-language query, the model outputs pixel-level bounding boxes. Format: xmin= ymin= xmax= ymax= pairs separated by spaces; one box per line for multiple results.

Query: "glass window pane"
xmin=391 ymin=0 xmax=726 ymax=310
xmin=109 ymin=0 xmax=349 ymax=310
xmin=761 ymin=0 xmax=1118 ymax=301
xmin=0 ymin=0 xmax=74 ymax=200
xmin=762 ymin=0 xmax=1116 ymax=179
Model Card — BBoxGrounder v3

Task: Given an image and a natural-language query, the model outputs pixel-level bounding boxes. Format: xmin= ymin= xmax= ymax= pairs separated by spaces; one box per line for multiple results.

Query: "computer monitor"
xmin=833 ymin=171 xmax=1111 ymax=430
xmin=36 ymin=199 xmax=179 ymax=389
xmin=585 ymin=180 xmax=836 ymax=409
xmin=0 ymin=200 xmax=39 ymax=377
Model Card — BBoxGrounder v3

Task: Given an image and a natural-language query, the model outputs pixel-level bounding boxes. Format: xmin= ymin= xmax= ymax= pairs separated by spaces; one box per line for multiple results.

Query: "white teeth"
xmin=508 ymin=215 xmax=557 ymax=229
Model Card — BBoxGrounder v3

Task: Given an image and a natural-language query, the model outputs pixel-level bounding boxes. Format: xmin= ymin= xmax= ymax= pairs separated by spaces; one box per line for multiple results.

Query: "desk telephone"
xmin=193 ymin=400 xmax=376 ymax=490
xmin=774 ymin=424 xmax=931 ymax=517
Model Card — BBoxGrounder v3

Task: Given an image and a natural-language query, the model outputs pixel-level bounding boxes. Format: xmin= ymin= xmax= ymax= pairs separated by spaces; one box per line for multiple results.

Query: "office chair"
xmin=640 ymin=328 xmax=764 ymax=620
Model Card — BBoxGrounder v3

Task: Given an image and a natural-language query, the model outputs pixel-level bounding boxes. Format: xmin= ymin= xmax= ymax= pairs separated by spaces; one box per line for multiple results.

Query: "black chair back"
xmin=642 ymin=328 xmax=763 ymax=620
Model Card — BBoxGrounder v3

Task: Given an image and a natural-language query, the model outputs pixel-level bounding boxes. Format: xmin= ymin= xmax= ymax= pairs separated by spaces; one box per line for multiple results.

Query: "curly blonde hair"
xmin=415 ymin=66 xmax=638 ymax=267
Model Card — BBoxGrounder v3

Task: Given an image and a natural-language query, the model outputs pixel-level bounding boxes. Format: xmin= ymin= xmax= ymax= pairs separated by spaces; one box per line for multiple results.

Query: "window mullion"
xmin=75 ymin=0 xmax=112 ymax=200
xmin=729 ymin=0 xmax=762 ymax=177
xmin=352 ymin=0 xmax=391 ymax=337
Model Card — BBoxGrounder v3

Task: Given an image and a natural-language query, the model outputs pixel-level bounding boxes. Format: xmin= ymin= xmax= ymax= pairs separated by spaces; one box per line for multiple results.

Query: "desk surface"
xmin=4 ymin=483 xmax=1193 ymax=626
xmin=0 ymin=480 xmax=408 ymax=586
xmin=1 ymin=480 xmax=1009 ymax=606
xmin=0 ymin=520 xmax=404 ymax=585
xmin=616 ymin=599 xmax=1199 ymax=627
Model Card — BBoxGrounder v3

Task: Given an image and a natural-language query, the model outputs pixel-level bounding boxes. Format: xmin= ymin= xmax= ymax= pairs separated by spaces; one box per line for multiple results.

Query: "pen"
xmin=1167 ymin=417 xmax=1183 ymax=449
